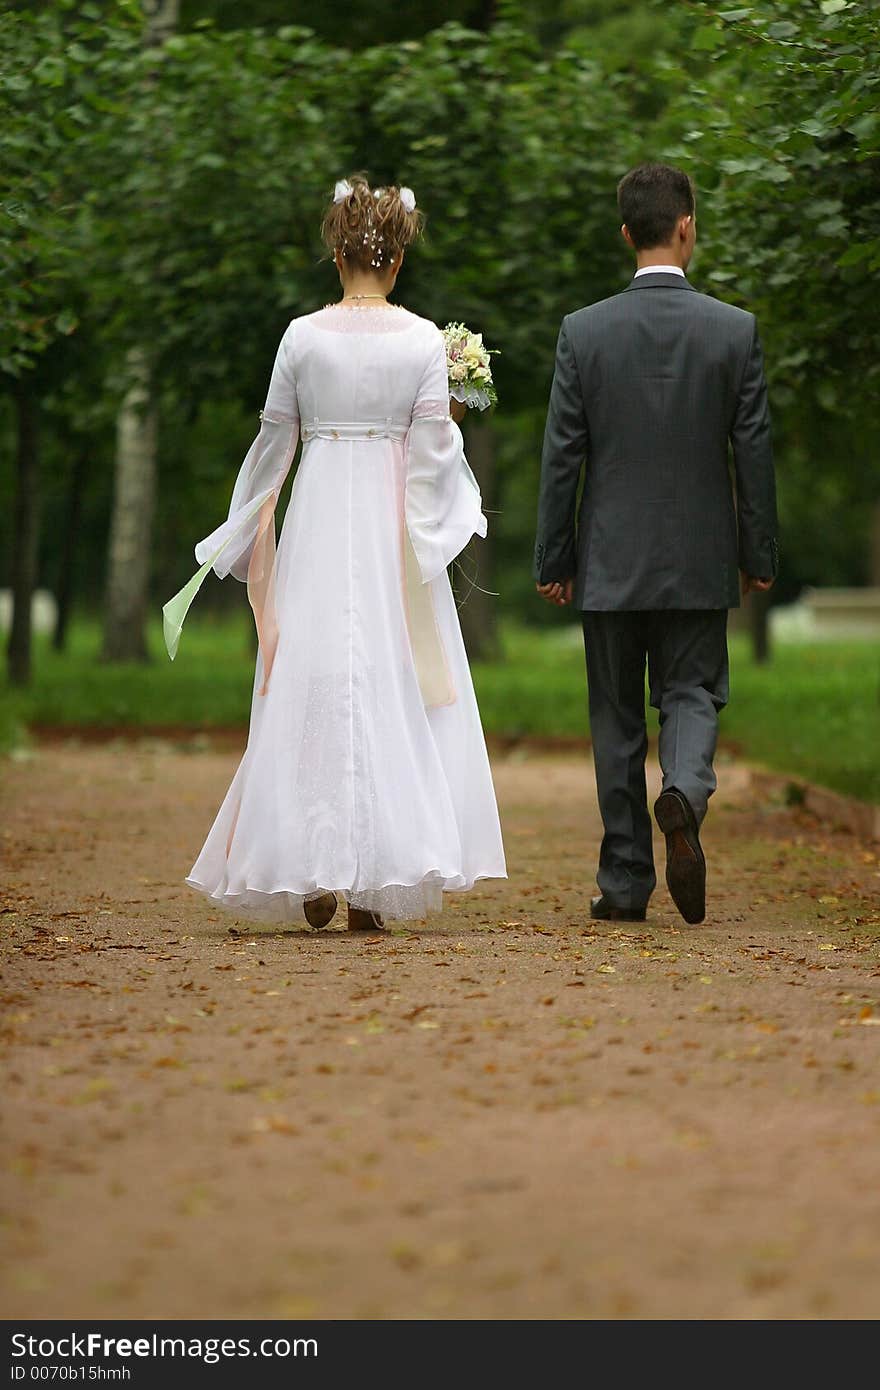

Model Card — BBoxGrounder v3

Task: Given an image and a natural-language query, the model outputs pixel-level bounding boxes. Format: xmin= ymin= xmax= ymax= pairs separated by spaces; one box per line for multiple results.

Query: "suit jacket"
xmin=533 ymin=271 xmax=778 ymax=609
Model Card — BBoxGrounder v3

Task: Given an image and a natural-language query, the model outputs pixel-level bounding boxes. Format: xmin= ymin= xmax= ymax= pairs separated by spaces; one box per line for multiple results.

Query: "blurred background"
xmin=1 ymin=0 xmax=878 ymax=804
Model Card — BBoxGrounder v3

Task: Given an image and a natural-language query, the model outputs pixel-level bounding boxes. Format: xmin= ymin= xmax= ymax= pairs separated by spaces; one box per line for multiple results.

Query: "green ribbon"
xmin=161 ymin=489 xmax=273 ymax=662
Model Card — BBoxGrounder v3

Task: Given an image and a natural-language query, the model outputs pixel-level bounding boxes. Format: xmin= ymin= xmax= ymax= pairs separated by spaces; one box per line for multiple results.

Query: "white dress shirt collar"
xmin=633 ymin=264 xmax=686 ymax=279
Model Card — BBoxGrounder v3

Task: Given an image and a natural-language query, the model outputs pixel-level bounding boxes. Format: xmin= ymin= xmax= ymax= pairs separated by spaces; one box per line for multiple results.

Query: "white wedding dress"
xmin=168 ymin=303 xmax=507 ymax=922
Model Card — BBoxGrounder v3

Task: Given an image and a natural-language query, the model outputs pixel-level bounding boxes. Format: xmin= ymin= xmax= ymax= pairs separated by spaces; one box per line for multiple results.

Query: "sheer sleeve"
xmin=162 ymin=323 xmax=299 ymax=689
xmin=404 ymin=334 xmax=488 ymax=584
xmin=194 ymin=325 xmax=299 ymax=582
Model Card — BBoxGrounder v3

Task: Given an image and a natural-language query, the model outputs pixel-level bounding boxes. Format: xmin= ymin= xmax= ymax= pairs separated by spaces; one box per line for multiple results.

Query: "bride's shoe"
xmin=348 ymin=906 xmax=385 ymax=932
xmin=303 ymin=891 xmax=338 ymax=929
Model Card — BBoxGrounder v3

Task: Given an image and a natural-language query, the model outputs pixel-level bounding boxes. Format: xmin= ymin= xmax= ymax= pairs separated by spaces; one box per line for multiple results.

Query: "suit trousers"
xmin=582 ymin=609 xmax=729 ymax=911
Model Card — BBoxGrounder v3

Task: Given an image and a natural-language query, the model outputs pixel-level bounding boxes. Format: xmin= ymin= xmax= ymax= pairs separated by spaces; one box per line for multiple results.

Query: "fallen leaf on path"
xmin=402 ymin=1004 xmax=432 ymax=1021
xmin=73 ymin=1078 xmax=114 ymax=1104
xmin=273 ymin=1297 xmax=316 ymax=1317
xmin=390 ymin=1242 xmax=421 ymax=1271
xmin=250 ymin=1114 xmax=298 ymax=1135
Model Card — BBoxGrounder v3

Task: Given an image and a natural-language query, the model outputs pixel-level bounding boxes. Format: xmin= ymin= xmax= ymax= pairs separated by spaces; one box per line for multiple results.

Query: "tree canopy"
xmin=1 ymin=0 xmax=878 ymax=656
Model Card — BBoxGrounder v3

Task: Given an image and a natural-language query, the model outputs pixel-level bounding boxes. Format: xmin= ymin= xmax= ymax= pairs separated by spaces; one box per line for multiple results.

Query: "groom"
xmin=534 ymin=162 xmax=778 ymax=925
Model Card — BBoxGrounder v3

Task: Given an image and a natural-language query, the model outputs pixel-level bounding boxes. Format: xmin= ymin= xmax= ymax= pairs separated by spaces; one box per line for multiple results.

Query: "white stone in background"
xmin=556 ymin=588 xmax=880 ymax=647
xmin=771 ymin=587 xmax=880 ymax=642
xmin=0 ymin=588 xmax=58 ymax=635
xmin=769 ymin=600 xmax=819 ymax=642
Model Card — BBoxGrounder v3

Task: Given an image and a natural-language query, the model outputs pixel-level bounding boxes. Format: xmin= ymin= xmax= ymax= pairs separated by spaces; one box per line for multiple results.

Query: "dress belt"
xmin=301 ymin=417 xmax=410 ymax=442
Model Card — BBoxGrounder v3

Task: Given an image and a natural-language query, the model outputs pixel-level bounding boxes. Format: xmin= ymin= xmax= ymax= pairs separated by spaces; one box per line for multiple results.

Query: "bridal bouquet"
xmin=442 ymin=322 xmax=498 ymax=411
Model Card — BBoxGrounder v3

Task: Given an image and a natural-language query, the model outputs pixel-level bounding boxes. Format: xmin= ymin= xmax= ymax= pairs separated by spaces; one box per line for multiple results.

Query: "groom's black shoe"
xmin=590 ymin=895 xmax=647 ymax=923
xmin=653 ymin=788 xmax=706 ymax=924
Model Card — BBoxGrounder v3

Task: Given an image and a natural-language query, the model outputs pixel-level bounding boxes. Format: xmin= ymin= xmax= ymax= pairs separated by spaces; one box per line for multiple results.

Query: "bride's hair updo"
xmin=322 ymin=173 xmax=424 ymax=273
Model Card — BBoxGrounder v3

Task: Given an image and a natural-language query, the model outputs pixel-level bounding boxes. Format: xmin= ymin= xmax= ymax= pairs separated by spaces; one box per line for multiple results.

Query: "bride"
xmin=164 ymin=174 xmax=507 ymax=931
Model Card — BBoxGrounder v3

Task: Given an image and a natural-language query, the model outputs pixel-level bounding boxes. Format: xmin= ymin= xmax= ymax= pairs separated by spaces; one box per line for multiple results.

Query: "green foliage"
xmin=1 ymin=0 xmax=879 ymax=683
xmin=0 ymin=1 xmax=142 ymax=375
xmin=87 ymin=24 xmax=353 ymax=402
xmin=180 ymin=0 xmax=485 ymax=46
xmin=653 ymin=0 xmax=880 ymax=596
xmin=1 ymin=5 xmax=632 ymax=396
xmin=351 ymin=17 xmax=632 ymax=390
xmin=664 ymin=0 xmax=880 ymax=409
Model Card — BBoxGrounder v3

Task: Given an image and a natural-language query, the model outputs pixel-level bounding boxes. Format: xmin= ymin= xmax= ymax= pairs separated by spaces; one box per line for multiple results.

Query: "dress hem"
xmin=184 ymin=868 xmax=507 ymax=925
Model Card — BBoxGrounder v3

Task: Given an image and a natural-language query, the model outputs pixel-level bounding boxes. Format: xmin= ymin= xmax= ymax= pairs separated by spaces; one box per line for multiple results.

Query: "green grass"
xmin=2 ymin=614 xmax=877 ymax=804
xmin=471 ymin=625 xmax=879 ymax=804
xmin=0 ymin=614 xmax=257 ymax=736
xmin=717 ymin=637 xmax=879 ymax=805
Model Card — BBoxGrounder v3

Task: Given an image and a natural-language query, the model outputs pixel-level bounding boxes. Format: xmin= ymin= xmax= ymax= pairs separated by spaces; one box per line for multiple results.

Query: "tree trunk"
xmin=143 ymin=0 xmax=180 ymax=39
xmin=747 ymin=585 xmax=772 ymax=665
xmin=456 ymin=413 xmax=500 ymax=662
xmin=100 ymin=1 xmax=178 ymax=664
xmin=6 ymin=378 xmax=40 ymax=687
xmin=870 ymin=500 xmax=880 ymax=587
xmin=101 ymin=348 xmax=157 ymax=662
xmin=53 ymin=443 xmax=89 ymax=652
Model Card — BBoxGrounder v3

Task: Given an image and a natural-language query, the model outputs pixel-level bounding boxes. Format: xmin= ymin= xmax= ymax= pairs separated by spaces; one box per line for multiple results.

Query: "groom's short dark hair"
xmin=617 ymin=163 xmax=695 ymax=250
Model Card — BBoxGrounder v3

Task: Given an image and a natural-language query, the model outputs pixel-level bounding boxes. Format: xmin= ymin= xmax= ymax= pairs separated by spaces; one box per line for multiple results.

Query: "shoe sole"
xmin=654 ymin=793 xmax=706 ymax=925
xmin=590 ymin=906 xmax=647 ymax=922
xmin=348 ymin=911 xmax=385 ymax=932
xmin=303 ymin=892 xmax=338 ymax=929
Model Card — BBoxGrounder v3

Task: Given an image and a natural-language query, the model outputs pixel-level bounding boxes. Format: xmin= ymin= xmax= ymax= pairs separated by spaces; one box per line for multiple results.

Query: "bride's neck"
xmin=338 ymin=270 xmax=396 ymax=301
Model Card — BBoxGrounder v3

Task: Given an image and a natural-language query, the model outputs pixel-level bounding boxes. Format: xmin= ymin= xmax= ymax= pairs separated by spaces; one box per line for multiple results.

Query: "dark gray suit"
xmin=534 ymin=271 xmax=778 ymax=912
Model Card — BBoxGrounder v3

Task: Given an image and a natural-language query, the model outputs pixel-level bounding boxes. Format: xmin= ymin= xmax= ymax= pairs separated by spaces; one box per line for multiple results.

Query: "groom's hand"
xmin=740 ymin=572 xmax=775 ymax=597
xmin=536 ymin=578 xmax=573 ymax=607
xmin=449 ymin=397 xmax=467 ymax=424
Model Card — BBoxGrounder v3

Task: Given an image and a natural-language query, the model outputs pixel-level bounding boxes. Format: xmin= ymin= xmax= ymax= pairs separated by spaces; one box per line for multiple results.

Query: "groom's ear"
xmin=621 ymin=224 xmax=636 ymax=250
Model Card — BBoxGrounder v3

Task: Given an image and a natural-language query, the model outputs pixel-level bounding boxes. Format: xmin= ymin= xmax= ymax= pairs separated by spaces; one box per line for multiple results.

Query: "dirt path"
xmin=2 ymin=740 xmax=879 ymax=1320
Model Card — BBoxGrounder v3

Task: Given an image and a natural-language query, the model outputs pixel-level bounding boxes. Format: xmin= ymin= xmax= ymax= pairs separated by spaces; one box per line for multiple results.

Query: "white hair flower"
xmin=333 ymin=179 xmax=353 ymax=204
xmin=373 ymin=187 xmax=385 ymax=199
xmin=400 ymin=187 xmax=416 ymax=213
